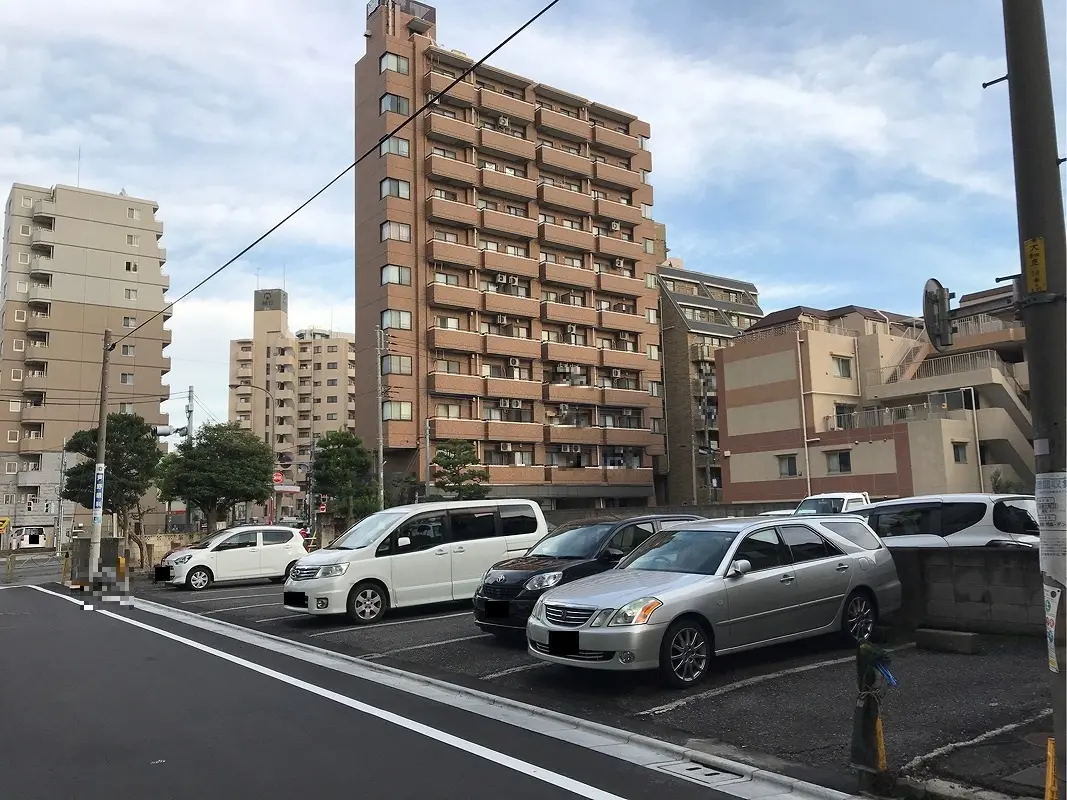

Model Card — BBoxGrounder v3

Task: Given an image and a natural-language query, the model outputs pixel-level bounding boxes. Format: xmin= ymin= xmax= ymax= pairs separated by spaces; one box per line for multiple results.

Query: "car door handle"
xmin=452 ymin=546 xmax=465 ymax=553
xmin=434 ymin=548 xmax=448 ymax=556
xmin=835 ymin=563 xmax=849 ymax=571
xmin=247 ymin=548 xmax=258 ymax=553
xmin=780 ymin=574 xmax=795 ymax=583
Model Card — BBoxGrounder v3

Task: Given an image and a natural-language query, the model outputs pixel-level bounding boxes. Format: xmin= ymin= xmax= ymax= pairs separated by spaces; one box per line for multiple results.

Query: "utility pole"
xmin=424 ymin=417 xmax=432 ymax=500
xmin=375 ymin=326 xmax=385 ymax=511
xmin=88 ymin=329 xmax=112 ymax=578
xmin=184 ymin=386 xmax=193 ymax=528
xmin=1001 ymin=1 xmax=1066 ymax=794
xmin=54 ymin=439 xmax=67 ymax=551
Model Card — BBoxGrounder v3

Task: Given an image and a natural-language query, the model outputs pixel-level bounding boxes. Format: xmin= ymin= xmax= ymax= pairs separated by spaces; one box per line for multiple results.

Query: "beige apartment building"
xmin=657 ymin=258 xmax=763 ymax=505
xmin=352 ymin=0 xmax=664 ymax=509
xmin=0 ymin=183 xmax=171 ymax=545
xmin=716 ymin=292 xmax=1032 ymax=505
xmin=228 ymin=289 xmax=356 ymax=520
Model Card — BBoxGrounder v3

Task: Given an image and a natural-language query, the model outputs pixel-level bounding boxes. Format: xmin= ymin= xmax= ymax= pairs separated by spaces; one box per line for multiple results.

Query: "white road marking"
xmin=307 ymin=611 xmax=471 ymax=637
xmin=159 ymin=586 xmax=276 ymax=599
xmin=637 ymin=643 xmax=917 ymax=716
xmin=255 ymin=613 xmax=305 ymax=623
xmin=900 ymin=708 xmax=1053 ymax=773
xmin=200 ymin=603 xmax=281 ymax=615
xmin=30 ymin=587 xmax=629 ymax=800
xmin=365 ymin=634 xmax=493 ymax=660
xmin=482 ymin=662 xmax=552 ymax=680
xmin=181 ymin=593 xmax=280 ymax=604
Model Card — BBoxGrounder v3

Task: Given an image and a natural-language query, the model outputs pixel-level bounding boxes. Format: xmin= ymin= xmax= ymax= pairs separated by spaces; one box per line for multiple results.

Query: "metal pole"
xmin=184 ymin=386 xmax=193 ymax=528
xmin=55 ymin=440 xmax=66 ymax=551
xmin=88 ymin=329 xmax=112 ymax=578
xmin=375 ymin=326 xmax=385 ymax=511
xmin=424 ymin=417 xmax=431 ymax=500
xmin=1001 ymin=1 xmax=1066 ymax=794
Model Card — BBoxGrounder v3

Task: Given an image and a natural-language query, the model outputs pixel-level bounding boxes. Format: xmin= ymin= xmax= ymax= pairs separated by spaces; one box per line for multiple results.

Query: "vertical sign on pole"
xmin=91 ymin=463 xmax=106 ymax=529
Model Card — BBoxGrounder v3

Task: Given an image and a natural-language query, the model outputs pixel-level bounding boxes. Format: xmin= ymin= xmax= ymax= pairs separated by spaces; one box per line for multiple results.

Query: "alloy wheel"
xmin=668 ymin=626 xmax=708 ymax=683
xmin=847 ymin=595 xmax=875 ymax=642
xmin=354 ymin=588 xmax=382 ymax=621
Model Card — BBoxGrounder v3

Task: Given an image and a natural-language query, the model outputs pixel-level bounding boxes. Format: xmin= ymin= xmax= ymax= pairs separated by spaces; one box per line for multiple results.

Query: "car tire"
xmin=186 ymin=567 xmax=212 ymax=591
xmin=270 ymin=561 xmax=298 ymax=584
xmin=658 ymin=617 xmax=712 ymax=689
xmin=346 ymin=582 xmax=388 ymax=625
xmin=842 ymin=589 xmax=877 ymax=644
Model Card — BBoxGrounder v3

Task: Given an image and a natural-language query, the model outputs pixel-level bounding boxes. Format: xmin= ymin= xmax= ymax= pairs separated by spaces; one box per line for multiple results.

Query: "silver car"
xmin=526 ymin=515 xmax=901 ymax=688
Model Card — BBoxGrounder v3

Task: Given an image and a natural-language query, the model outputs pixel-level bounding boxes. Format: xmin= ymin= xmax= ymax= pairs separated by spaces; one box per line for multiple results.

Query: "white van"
xmin=283 ymin=500 xmax=546 ymax=623
xmin=853 ymin=494 xmax=1039 ymax=548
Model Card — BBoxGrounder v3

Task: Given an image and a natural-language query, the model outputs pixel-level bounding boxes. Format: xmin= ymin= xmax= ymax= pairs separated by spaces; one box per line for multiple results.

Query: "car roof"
xmin=223 ymin=524 xmax=301 ymax=533
xmin=672 ymin=515 xmax=869 ymax=532
xmin=857 ymin=493 xmax=1034 ymax=510
xmin=385 ymin=499 xmax=539 ymax=513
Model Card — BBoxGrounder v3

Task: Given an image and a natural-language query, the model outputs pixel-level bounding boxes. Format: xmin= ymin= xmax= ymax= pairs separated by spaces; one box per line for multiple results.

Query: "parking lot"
xmin=131 ymin=577 xmax=1052 ymax=794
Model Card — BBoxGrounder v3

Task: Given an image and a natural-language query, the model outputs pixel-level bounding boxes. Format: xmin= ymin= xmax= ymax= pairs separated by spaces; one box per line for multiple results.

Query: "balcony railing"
xmin=734 ymin=320 xmax=858 ymax=344
xmin=954 ymin=314 xmax=1021 ymax=338
xmin=869 ymin=348 xmax=1022 ymax=395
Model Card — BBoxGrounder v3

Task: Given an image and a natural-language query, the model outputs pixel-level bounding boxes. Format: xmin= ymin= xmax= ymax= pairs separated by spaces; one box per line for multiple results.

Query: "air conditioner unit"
xmin=508 ymin=357 xmax=520 ymax=367
xmin=495 ymin=273 xmax=508 ymax=283
xmin=611 ymin=369 xmax=621 ymax=378
xmin=498 ymin=115 xmax=510 ymax=128
xmin=622 ymin=408 xmax=633 ymax=416
xmin=510 ymin=399 xmax=524 ymax=409
xmin=566 ymin=324 xmax=577 ymax=333
xmin=617 ymin=332 xmax=633 ymax=341
xmin=508 ymin=276 xmax=519 ymax=285
xmin=561 ymin=444 xmax=575 ymax=453
xmin=559 ymin=404 xmax=570 ymax=413
xmin=498 ymin=398 xmax=510 ymax=408
xmin=610 ymin=221 xmax=621 ymax=231
xmin=571 ymin=365 xmax=582 ymax=375
xmin=496 ymin=315 xmax=509 ymax=325
xmin=555 ymin=363 xmax=569 ymax=372
xmin=499 ymin=442 xmax=513 ymax=452
xmin=614 ymin=258 xmax=624 ymax=268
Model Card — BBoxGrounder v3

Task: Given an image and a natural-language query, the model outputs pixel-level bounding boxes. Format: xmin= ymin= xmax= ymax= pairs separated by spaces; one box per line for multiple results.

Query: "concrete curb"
xmin=897 ymin=776 xmax=1032 ymax=800
xmin=131 ymin=595 xmax=860 ymax=800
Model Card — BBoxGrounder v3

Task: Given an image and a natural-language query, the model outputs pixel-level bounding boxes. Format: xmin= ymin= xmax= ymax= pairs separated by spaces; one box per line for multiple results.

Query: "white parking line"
xmin=181 ymin=593 xmax=280 ymax=604
xmin=365 ymin=634 xmax=492 ymax=660
xmin=481 ymin=662 xmax=551 ymax=680
xmin=255 ymin=613 xmax=304 ymax=623
xmin=157 ymin=587 xmax=276 ymax=599
xmin=200 ymin=603 xmax=281 ymax=615
xmin=900 ymin=708 xmax=1053 ymax=773
xmin=307 ymin=611 xmax=471 ymax=637
xmin=636 ymin=643 xmax=916 ymax=716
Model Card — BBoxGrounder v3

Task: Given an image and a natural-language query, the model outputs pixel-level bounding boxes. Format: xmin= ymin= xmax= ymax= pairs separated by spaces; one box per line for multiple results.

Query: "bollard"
xmin=61 ymin=551 xmax=71 ymax=584
xmin=850 ymin=642 xmax=897 ymax=793
xmin=1048 ymin=738 xmax=1058 ymax=800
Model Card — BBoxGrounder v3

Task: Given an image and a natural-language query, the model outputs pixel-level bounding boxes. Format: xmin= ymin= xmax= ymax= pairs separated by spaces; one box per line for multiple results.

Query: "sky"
xmin=1 ymin=0 xmax=1064 ymax=442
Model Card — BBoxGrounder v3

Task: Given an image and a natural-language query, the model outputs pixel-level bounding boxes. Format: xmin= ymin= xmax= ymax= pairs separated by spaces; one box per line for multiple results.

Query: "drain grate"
xmin=655 ymin=760 xmax=744 ymax=787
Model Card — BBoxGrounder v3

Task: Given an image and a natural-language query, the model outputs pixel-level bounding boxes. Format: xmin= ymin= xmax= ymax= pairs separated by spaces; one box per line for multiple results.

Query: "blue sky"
xmin=1 ymin=0 xmax=1064 ymax=434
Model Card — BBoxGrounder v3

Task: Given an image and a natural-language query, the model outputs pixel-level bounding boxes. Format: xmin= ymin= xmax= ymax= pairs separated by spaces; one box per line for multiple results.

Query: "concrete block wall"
xmin=543 ymin=502 xmax=796 ymax=527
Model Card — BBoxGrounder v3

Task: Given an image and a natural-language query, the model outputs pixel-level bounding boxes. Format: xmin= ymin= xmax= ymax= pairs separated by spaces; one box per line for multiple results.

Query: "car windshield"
xmin=528 ymin=524 xmax=615 ymax=558
xmin=327 ymin=511 xmax=407 ymax=550
xmin=190 ymin=532 xmax=231 ymax=549
xmin=795 ymin=497 xmax=844 ymax=515
xmin=621 ymin=528 xmax=739 ymax=575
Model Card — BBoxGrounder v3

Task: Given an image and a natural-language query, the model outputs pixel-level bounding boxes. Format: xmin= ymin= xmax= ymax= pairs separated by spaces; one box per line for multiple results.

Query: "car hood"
xmin=294 ymin=548 xmax=365 ymax=566
xmin=488 ymin=554 xmax=592 ymax=579
xmin=540 ymin=569 xmax=714 ymax=608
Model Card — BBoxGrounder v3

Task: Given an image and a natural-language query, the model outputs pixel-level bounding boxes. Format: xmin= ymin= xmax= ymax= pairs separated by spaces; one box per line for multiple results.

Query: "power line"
xmin=110 ymin=0 xmax=563 ymax=350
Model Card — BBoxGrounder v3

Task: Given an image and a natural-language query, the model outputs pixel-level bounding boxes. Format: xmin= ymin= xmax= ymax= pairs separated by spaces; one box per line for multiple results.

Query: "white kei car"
xmin=160 ymin=526 xmax=307 ymax=590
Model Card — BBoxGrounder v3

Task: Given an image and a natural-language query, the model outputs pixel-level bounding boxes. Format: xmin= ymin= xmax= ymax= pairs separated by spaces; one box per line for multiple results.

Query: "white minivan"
xmin=283 ymin=500 xmax=547 ymax=623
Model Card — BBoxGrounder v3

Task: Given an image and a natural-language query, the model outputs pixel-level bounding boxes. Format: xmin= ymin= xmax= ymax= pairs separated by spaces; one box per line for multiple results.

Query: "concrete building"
xmin=0 ymin=183 xmax=171 ymax=545
xmin=353 ymin=0 xmax=664 ymax=509
xmin=716 ymin=297 xmax=1032 ymax=504
xmin=657 ymin=258 xmax=763 ymax=505
xmin=227 ymin=289 xmax=356 ymax=520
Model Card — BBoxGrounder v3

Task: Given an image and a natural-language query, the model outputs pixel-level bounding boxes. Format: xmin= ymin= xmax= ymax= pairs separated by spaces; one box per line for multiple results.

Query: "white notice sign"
xmin=1036 ymin=472 xmax=1067 ymax=587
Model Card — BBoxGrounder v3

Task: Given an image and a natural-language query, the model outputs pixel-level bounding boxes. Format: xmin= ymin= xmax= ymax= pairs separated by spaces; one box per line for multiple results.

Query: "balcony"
xmin=603 ymin=426 xmax=659 ymax=448
xmin=595 ymin=235 xmax=644 ymax=261
xmin=430 ymin=418 xmax=485 ymax=440
xmin=598 ymin=308 xmax=643 ymax=333
xmin=31 ymin=199 xmax=56 ymax=220
xmin=482 ymin=249 xmax=540 ymax=279
xmin=536 ymin=107 xmax=590 ymax=141
xmin=22 ymin=373 xmax=48 ymax=391
xmin=428 ymin=282 xmax=480 ymax=310
xmin=157 ymin=247 xmax=167 ymax=263
xmin=426 ymin=112 xmax=478 ymax=146
xmin=275 ymin=424 xmax=295 ymax=437
xmin=16 ymin=468 xmax=44 ymax=486
xmin=592 ymin=125 xmax=641 ymax=156
xmin=424 ymin=70 xmax=476 ymax=106
xmin=480 ymin=208 xmax=537 ymax=239
xmin=20 ymin=404 xmax=49 ymax=423
xmin=425 ymin=154 xmax=478 ymax=185
xmin=542 ymin=301 xmax=598 ymax=327
xmin=544 ymin=382 xmax=599 ymax=405
xmin=597 ymin=271 xmax=645 ymax=298
xmin=538 ymin=182 xmax=594 ymax=215
xmin=543 ymin=341 xmax=599 ymax=366
xmin=426 ymin=197 xmax=478 ymax=228
xmin=486 ymin=421 xmax=543 ymax=443
xmin=547 ymin=425 xmax=603 ymax=446
xmin=541 ymin=260 xmax=596 ymax=289
xmin=428 ymin=327 xmax=482 ymax=353
xmin=26 ymin=317 xmax=50 ymax=336
xmin=545 ymin=466 xmax=603 ymax=485
xmin=600 ymin=347 xmax=648 ymax=371
xmin=594 ymin=197 xmax=643 ymax=226
xmin=485 ymin=377 xmax=542 ymax=401
xmin=593 ymin=161 xmax=643 ymax=191
xmin=30 ymin=228 xmax=54 ymax=249
xmin=484 ymin=291 xmax=540 ymax=318
xmin=235 ymin=385 xmax=253 ymax=396
xmin=477 ymin=88 xmax=535 ymax=122
xmin=485 ymin=465 xmax=545 ymax=484
xmin=426 ymin=238 xmax=481 ymax=268
xmin=540 ymin=222 xmax=595 ymax=252
xmin=536 ymin=145 xmax=592 ymax=177
xmin=480 ymin=168 xmax=536 ymax=201
xmin=19 ymin=435 xmax=45 ymax=454
xmin=162 ymin=328 xmax=173 ymax=347
xmin=236 ymin=367 xmax=253 ymax=379
xmin=484 ymin=334 xmax=541 ymax=359
xmin=27 ymin=285 xmax=51 ymax=303
xmin=478 ymin=127 xmax=535 ymax=161
xmin=297 ymin=401 xmax=312 ymax=412
xmin=28 ymin=257 xmax=53 ymax=279
xmin=429 ymin=372 xmax=483 ymax=396
xmin=604 ymin=467 xmax=653 ymax=486
xmin=238 ymin=419 xmax=253 ymax=430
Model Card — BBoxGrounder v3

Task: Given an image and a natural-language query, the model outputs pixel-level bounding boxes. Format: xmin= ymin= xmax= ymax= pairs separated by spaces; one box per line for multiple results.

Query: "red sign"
xmin=318 ymin=504 xmax=327 ymax=513
xmin=272 ymin=472 xmax=284 ymax=484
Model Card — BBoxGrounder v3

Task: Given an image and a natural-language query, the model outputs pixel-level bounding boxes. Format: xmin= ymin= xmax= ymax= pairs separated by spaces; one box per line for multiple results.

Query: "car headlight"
xmin=524 ymin=571 xmax=562 ymax=591
xmin=317 ymin=563 xmax=349 ymax=579
xmin=588 ymin=609 xmax=615 ymax=627
xmin=173 ymin=554 xmax=192 ymax=565
xmin=531 ymin=597 xmax=546 ymax=621
xmin=608 ymin=597 xmax=662 ymax=626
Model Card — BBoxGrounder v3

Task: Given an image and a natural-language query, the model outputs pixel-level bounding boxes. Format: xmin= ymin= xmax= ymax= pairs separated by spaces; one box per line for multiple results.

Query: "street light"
xmin=230 ymin=382 xmax=277 ymax=523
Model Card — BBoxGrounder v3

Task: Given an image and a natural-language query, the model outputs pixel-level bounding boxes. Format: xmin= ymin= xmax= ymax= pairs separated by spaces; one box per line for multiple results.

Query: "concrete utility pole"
xmin=184 ymin=386 xmax=193 ymax=527
xmin=424 ymin=417 xmax=432 ymax=500
xmin=1001 ymin=0 xmax=1066 ymax=794
xmin=54 ymin=439 xmax=67 ymax=551
xmin=375 ymin=326 xmax=385 ymax=511
xmin=88 ymin=329 xmax=112 ymax=577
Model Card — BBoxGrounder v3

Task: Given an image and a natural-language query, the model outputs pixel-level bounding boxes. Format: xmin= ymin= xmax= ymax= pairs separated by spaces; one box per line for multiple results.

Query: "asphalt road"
xmin=0 ymin=585 xmax=735 ymax=800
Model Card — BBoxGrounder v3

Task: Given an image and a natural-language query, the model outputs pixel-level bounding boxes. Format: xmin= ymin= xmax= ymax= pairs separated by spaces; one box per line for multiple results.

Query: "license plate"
xmin=154 ymin=566 xmax=172 ymax=582
xmin=284 ymin=591 xmax=308 ymax=608
xmin=548 ymin=630 xmax=579 ymax=656
xmin=485 ymin=600 xmax=509 ymax=619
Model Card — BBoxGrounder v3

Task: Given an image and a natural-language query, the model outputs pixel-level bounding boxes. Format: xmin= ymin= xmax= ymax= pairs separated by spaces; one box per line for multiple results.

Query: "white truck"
xmin=759 ymin=492 xmax=872 ymax=518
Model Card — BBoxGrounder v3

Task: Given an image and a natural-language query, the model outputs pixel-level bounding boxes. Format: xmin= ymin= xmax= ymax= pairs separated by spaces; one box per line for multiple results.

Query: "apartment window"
xmin=7 ymin=431 xmax=19 ymax=443
xmin=832 ymin=356 xmax=853 ymax=379
xmin=14 ymin=310 xmax=25 ymax=322
xmin=778 ymin=454 xmax=798 ymax=478
xmin=119 ymin=403 xmax=134 ymax=413
xmin=826 ymin=450 xmax=852 ymax=474
xmin=503 ymin=165 xmax=526 ymax=178
xmin=380 ymin=264 xmax=411 ymax=286
xmin=124 ymin=288 xmax=138 ymax=300
xmin=379 ymin=93 xmax=409 ymax=115
xmin=127 ymin=234 xmax=140 ymax=247
xmin=125 ymin=261 xmax=138 ymax=272
xmin=478 ymin=159 xmax=497 ymax=171
xmin=12 ymin=339 xmax=24 ymax=352
xmin=382 ymin=355 xmax=412 ymax=375
xmin=120 ymin=372 xmax=134 ymax=385
xmin=380 ymin=178 xmax=411 ymax=200
xmin=648 ymin=381 xmax=662 ymax=397
xmin=433 ymin=188 xmax=459 ymax=201
xmin=952 ymin=442 xmax=968 ymax=463
xmin=326 ymin=413 xmax=338 ymax=421
xmin=5 ymin=463 xmax=16 ymax=475
xmin=380 ymin=309 xmax=412 ymax=330
xmin=436 ymin=403 xmax=460 ymax=419
xmin=324 ymin=362 xmax=337 ymax=370
xmin=641 ymin=204 xmax=653 ymax=219
xmin=19 ymin=224 xmax=30 ymax=236
xmin=435 ymin=359 xmax=460 ymax=373
xmin=8 ymin=401 xmax=19 ymax=412
xmin=434 ymin=271 xmax=459 ymax=286
xmin=643 ymin=238 xmax=655 ymax=254
xmin=380 ymin=136 xmax=410 ymax=157
xmin=647 ymin=344 xmax=660 ymax=360
xmin=434 ymin=230 xmax=459 ymax=243
xmin=477 ymin=199 xmax=498 ymax=211
xmin=326 ymin=395 xmax=338 ymax=404
xmin=121 ymin=344 xmax=135 ymax=356
xmin=480 ymin=240 xmax=498 ymax=252
xmin=123 ymin=316 xmax=136 ymax=328
xmin=432 ymin=146 xmax=457 ymax=159
xmin=646 ymin=307 xmax=658 ymax=324
xmin=15 ymin=281 xmax=28 ymax=293
xmin=326 ymin=378 xmax=339 ymax=387
xmin=17 ymin=253 xmax=29 ymax=265
xmin=379 ymin=52 xmax=409 ymax=75
xmin=382 ymin=401 xmax=413 ymax=421
xmin=10 ymin=369 xmax=22 ymax=382
xmin=21 ymin=196 xmax=31 ymax=208
xmin=436 ymin=315 xmax=460 ymax=329
xmin=380 ymin=221 xmax=411 ymax=242
xmin=127 ymin=207 xmax=141 ymax=220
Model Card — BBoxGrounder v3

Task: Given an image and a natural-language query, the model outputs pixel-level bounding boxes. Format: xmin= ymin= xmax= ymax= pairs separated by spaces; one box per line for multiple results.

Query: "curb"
xmin=896 ymin=776 xmax=1032 ymax=800
xmin=132 ymin=595 xmax=860 ymax=799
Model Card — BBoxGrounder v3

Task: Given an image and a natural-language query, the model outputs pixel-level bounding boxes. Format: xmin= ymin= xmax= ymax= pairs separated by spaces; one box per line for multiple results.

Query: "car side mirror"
xmin=727 ymin=559 xmax=752 ymax=578
xmin=599 ymin=549 xmax=623 ymax=563
xmin=396 ymin=536 xmax=411 ymax=549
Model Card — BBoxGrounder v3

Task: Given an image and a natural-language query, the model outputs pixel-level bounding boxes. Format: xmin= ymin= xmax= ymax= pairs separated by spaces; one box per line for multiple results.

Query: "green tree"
xmin=432 ymin=439 xmax=491 ymax=500
xmin=311 ymin=431 xmax=378 ymax=528
xmin=155 ymin=423 xmax=273 ymax=530
xmin=62 ymin=412 xmax=161 ymax=562
xmin=385 ymin=472 xmax=417 ymax=508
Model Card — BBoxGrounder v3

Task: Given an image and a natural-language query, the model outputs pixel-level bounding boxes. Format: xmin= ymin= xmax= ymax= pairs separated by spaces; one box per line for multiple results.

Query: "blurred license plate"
xmin=548 ymin=631 xmax=578 ymax=656
xmin=485 ymin=600 xmax=509 ymax=619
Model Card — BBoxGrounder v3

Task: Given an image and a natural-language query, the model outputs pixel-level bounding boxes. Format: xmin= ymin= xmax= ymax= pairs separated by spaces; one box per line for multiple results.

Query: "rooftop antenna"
xmin=255 ymin=266 xmax=261 ymax=290
xmin=76 ymin=147 xmax=81 ymax=188
xmin=282 ymin=262 xmax=287 ymax=291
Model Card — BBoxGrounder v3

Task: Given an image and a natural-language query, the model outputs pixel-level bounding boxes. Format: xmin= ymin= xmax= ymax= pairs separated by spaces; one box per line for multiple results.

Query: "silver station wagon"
xmin=526 ymin=515 xmax=901 ymax=688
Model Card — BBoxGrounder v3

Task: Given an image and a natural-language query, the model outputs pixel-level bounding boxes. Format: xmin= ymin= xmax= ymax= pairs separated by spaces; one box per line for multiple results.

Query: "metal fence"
xmin=870 ymin=348 xmax=1017 ymax=388
xmin=733 ymin=320 xmax=858 ymax=345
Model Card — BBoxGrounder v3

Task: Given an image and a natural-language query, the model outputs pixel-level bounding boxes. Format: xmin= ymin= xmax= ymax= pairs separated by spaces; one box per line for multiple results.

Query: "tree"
xmin=989 ymin=468 xmax=1030 ymax=494
xmin=386 ymin=473 xmax=418 ymax=508
xmin=62 ymin=413 xmax=160 ymax=561
xmin=311 ymin=431 xmax=378 ymax=529
xmin=155 ymin=423 xmax=273 ymax=530
xmin=432 ymin=439 xmax=491 ymax=500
